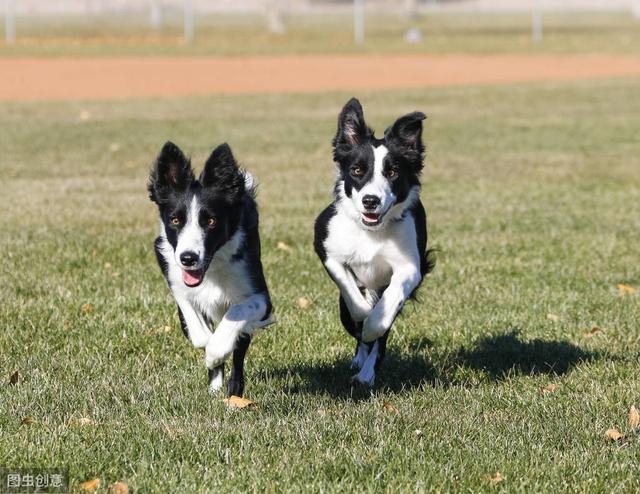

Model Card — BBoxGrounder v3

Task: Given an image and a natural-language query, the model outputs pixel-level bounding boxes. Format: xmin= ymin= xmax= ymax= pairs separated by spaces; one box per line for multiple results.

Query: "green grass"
xmin=1 ymin=79 xmax=640 ymax=492
xmin=1 ymin=12 xmax=640 ymax=57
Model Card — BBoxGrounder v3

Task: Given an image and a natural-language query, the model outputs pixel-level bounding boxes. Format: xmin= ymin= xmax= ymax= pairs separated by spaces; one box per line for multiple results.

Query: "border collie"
xmin=148 ymin=141 xmax=273 ymax=397
xmin=314 ymin=98 xmax=434 ymax=387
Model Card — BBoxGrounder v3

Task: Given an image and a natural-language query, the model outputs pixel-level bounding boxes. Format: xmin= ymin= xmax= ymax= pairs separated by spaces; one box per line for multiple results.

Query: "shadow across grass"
xmin=450 ymin=329 xmax=598 ymax=380
xmin=271 ymin=353 xmax=440 ymax=399
xmin=267 ymin=329 xmax=598 ymax=398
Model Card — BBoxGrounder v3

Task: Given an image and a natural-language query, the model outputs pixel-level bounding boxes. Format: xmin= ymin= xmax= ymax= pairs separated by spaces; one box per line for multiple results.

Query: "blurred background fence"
xmin=3 ymin=0 xmax=640 ymax=48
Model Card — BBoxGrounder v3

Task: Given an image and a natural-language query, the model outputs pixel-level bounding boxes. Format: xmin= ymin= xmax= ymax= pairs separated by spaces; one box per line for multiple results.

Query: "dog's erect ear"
xmin=333 ymin=98 xmax=370 ymax=148
xmin=148 ymin=141 xmax=194 ymax=203
xmin=200 ymin=143 xmax=245 ymax=204
xmin=386 ymin=112 xmax=426 ymax=152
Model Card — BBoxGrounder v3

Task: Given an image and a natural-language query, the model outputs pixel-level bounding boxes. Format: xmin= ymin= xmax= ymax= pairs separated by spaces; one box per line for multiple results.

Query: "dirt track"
xmin=1 ymin=54 xmax=640 ymax=102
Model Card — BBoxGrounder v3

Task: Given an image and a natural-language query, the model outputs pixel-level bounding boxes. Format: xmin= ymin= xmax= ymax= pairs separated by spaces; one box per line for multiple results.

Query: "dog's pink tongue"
xmin=182 ymin=269 xmax=203 ymax=287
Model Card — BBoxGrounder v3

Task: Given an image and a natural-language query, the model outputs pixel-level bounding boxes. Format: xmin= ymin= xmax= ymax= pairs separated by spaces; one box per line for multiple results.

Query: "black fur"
xmin=314 ymin=97 xmax=435 ymax=385
xmin=149 ymin=141 xmax=271 ymax=397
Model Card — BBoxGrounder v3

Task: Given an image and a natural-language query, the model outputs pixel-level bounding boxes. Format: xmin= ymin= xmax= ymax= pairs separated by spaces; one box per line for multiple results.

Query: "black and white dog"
xmin=314 ymin=98 xmax=434 ymax=387
xmin=148 ymin=141 xmax=273 ymax=397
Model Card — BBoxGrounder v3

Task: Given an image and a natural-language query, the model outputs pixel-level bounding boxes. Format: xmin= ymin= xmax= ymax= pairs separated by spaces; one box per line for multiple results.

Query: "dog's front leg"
xmin=205 ymin=293 xmax=271 ymax=370
xmin=362 ymin=267 xmax=421 ymax=342
xmin=324 ymin=258 xmax=372 ymax=322
xmin=175 ymin=298 xmax=213 ymax=349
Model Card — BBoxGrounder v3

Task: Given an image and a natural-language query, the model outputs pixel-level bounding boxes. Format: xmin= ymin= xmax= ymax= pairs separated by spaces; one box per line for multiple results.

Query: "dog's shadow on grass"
xmin=268 ymin=329 xmax=598 ymax=398
xmin=449 ymin=329 xmax=597 ymax=380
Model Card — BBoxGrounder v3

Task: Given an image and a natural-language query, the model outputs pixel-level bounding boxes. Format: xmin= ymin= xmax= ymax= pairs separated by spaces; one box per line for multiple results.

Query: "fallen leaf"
xmin=296 ymin=297 xmax=311 ymax=309
xmin=584 ymin=326 xmax=605 ymax=337
xmin=547 ymin=313 xmax=560 ymax=322
xmin=79 ymin=110 xmax=91 ymax=121
xmin=109 ymin=481 xmax=129 ymax=494
xmin=605 ymin=428 xmax=624 ymax=441
xmin=382 ymin=402 xmax=399 ymax=414
xmin=223 ymin=395 xmax=255 ymax=409
xmin=80 ymin=303 xmax=93 ymax=314
xmin=109 ymin=143 xmax=121 ymax=153
xmin=629 ymin=405 xmax=640 ymax=429
xmin=618 ymin=283 xmax=637 ymax=296
xmin=79 ymin=478 xmax=100 ymax=492
xmin=146 ymin=325 xmax=172 ymax=335
xmin=21 ymin=416 xmax=34 ymax=425
xmin=163 ymin=425 xmax=184 ymax=437
xmin=483 ymin=471 xmax=504 ymax=483
xmin=542 ymin=383 xmax=559 ymax=394
xmin=317 ymin=407 xmax=336 ymax=416
xmin=104 ymin=262 xmax=112 ymax=269
xmin=276 ymin=241 xmax=291 ymax=251
xmin=9 ymin=371 xmax=19 ymax=385
xmin=75 ymin=417 xmax=97 ymax=426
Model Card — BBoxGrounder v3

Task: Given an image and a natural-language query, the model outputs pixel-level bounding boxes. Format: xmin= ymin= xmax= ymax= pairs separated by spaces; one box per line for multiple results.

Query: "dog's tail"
xmin=421 ymin=247 xmax=437 ymax=277
xmin=409 ymin=247 xmax=437 ymax=301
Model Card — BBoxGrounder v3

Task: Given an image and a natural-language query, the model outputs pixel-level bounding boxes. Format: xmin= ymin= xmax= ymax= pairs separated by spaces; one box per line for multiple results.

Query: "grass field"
xmin=1 ymin=12 xmax=640 ymax=57
xmin=1 ymin=78 xmax=639 ymax=492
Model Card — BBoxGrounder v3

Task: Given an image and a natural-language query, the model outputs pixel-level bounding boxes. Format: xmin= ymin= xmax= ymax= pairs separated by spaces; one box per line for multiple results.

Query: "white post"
xmin=403 ymin=0 xmax=418 ymax=20
xmin=354 ymin=0 xmax=364 ymax=44
xmin=150 ymin=0 xmax=163 ymax=29
xmin=532 ymin=0 xmax=542 ymax=42
xmin=265 ymin=0 xmax=285 ymax=34
xmin=5 ymin=0 xmax=15 ymax=44
xmin=184 ymin=0 xmax=194 ymax=43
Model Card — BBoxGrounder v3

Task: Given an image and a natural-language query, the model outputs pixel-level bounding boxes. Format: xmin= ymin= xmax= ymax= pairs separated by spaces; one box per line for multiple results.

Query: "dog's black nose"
xmin=180 ymin=251 xmax=198 ymax=267
xmin=362 ymin=195 xmax=381 ymax=210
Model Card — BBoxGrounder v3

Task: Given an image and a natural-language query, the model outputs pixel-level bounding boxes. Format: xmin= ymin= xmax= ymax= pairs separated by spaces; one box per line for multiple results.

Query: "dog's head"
xmin=332 ymin=98 xmax=425 ymax=230
xmin=148 ymin=141 xmax=247 ymax=287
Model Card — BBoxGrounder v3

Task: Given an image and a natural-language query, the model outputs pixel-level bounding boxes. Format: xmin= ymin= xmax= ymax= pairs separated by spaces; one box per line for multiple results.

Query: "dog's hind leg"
xmin=351 ymin=340 xmax=379 ymax=387
xmin=374 ymin=331 xmax=390 ymax=371
xmin=340 ymin=295 xmax=368 ymax=370
xmin=227 ymin=334 xmax=251 ymax=398
xmin=207 ymin=365 xmax=224 ymax=394
xmin=352 ymin=330 xmax=390 ymax=387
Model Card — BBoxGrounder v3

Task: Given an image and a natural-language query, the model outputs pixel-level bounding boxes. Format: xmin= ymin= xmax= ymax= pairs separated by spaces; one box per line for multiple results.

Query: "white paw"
xmin=350 ymin=344 xmax=369 ymax=370
xmin=351 ymin=341 xmax=378 ymax=387
xmin=349 ymin=299 xmax=373 ymax=322
xmin=205 ymin=332 xmax=235 ymax=369
xmin=362 ymin=315 xmax=388 ymax=342
xmin=351 ymin=369 xmax=375 ymax=387
xmin=208 ymin=369 xmax=224 ymax=394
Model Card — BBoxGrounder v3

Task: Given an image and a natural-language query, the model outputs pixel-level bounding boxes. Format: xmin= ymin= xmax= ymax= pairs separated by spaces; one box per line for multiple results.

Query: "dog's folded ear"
xmin=148 ymin=141 xmax=194 ymax=204
xmin=387 ymin=112 xmax=426 ymax=150
xmin=200 ymin=143 xmax=245 ymax=204
xmin=385 ymin=112 xmax=426 ymax=169
xmin=333 ymin=98 xmax=370 ymax=150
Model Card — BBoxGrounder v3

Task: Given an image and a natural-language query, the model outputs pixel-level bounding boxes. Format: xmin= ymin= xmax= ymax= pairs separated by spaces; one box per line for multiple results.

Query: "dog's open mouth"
xmin=182 ymin=269 xmax=204 ymax=287
xmin=362 ymin=212 xmax=382 ymax=226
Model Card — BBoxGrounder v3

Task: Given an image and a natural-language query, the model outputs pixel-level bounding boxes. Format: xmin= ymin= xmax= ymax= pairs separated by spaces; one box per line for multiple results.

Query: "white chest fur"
xmin=158 ymin=229 xmax=253 ymax=323
xmin=324 ymin=205 xmax=420 ymax=290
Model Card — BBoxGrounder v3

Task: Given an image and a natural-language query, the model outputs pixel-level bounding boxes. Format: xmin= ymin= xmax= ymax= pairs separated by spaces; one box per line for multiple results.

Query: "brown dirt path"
xmin=1 ymin=54 xmax=640 ymax=102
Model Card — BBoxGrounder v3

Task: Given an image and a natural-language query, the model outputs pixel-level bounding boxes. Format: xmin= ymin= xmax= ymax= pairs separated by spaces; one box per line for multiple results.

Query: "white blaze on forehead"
xmin=176 ymin=195 xmax=205 ymax=261
xmin=373 ymin=144 xmax=388 ymax=176
xmin=353 ymin=144 xmax=393 ymax=209
xmin=368 ymin=145 xmax=389 ymax=195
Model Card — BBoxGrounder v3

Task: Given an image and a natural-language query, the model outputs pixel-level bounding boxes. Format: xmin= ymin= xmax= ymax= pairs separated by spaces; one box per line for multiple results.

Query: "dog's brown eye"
xmin=351 ymin=166 xmax=364 ymax=177
xmin=170 ymin=217 xmax=180 ymax=226
xmin=207 ymin=217 xmax=217 ymax=227
xmin=388 ymin=169 xmax=397 ymax=179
